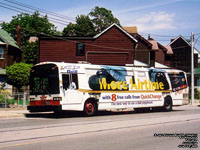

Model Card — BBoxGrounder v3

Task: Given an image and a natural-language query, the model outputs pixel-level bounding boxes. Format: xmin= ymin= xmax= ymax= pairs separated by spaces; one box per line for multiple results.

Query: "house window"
xmin=76 ymin=43 xmax=85 ymax=56
xmin=0 ymin=47 xmax=4 ymax=58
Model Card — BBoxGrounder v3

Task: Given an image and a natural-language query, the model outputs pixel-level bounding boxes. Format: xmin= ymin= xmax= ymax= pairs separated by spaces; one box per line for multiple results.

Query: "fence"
xmin=0 ymin=92 xmax=29 ymax=108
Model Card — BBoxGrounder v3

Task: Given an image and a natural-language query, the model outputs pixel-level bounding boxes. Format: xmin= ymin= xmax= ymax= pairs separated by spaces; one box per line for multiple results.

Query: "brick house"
xmin=39 ymin=24 xmax=138 ymax=66
xmin=0 ymin=29 xmax=21 ymax=68
xmin=168 ymin=35 xmax=199 ymax=73
xmin=0 ymin=29 xmax=21 ymax=90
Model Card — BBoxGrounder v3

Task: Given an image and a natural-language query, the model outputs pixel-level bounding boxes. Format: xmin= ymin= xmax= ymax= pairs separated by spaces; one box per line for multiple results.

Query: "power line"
xmin=0 ymin=2 xmax=70 ymax=26
xmin=4 ymin=0 xmax=76 ymax=22
xmin=1 ymin=0 xmax=199 ymax=48
xmin=139 ymin=32 xmax=191 ymax=38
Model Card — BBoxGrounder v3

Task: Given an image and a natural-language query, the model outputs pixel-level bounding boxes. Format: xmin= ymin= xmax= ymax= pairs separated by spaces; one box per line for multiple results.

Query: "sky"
xmin=0 ymin=0 xmax=200 ymax=48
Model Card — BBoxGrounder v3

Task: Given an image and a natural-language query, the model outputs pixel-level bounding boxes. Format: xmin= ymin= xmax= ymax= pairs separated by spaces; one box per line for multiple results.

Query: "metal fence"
xmin=0 ymin=92 xmax=29 ymax=108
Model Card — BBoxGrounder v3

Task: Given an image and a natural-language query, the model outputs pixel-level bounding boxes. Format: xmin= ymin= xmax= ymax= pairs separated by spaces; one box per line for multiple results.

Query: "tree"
xmin=62 ymin=22 xmax=77 ymax=36
xmin=6 ymin=63 xmax=32 ymax=92
xmin=0 ymin=11 xmax=59 ymax=46
xmin=89 ymin=6 xmax=120 ymax=33
xmin=62 ymin=6 xmax=120 ymax=36
xmin=63 ymin=15 xmax=96 ymax=36
xmin=23 ymin=41 xmax=38 ymax=64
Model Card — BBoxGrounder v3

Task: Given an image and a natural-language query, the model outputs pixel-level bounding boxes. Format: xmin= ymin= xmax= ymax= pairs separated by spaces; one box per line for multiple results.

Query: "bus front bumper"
xmin=27 ymin=105 xmax=62 ymax=112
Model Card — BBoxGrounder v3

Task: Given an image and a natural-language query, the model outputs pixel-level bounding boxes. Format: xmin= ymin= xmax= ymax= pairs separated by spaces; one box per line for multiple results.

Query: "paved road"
xmin=0 ymin=105 xmax=199 ymax=150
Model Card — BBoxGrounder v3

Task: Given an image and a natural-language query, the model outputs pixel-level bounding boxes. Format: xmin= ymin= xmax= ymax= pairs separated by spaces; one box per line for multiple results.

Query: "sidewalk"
xmin=0 ymin=108 xmax=29 ymax=118
xmin=0 ymin=104 xmax=199 ymax=119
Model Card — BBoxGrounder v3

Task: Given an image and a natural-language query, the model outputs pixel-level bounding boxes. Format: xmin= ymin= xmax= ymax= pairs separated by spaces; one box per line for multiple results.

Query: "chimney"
xmin=17 ymin=25 xmax=21 ymax=46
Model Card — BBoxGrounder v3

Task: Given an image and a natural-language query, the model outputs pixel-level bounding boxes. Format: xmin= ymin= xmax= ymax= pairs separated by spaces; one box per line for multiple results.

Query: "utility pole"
xmin=191 ymin=32 xmax=194 ymax=105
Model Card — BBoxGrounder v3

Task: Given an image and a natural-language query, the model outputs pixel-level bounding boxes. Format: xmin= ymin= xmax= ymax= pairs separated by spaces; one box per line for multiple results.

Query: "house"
xmin=0 ymin=29 xmax=22 ymax=92
xmin=123 ymin=27 xmax=154 ymax=66
xmin=0 ymin=29 xmax=22 ymax=68
xmin=168 ymin=35 xmax=199 ymax=73
xmin=123 ymin=27 xmax=174 ymax=67
xmin=39 ymin=24 xmax=138 ymax=66
xmin=148 ymin=37 xmax=173 ymax=67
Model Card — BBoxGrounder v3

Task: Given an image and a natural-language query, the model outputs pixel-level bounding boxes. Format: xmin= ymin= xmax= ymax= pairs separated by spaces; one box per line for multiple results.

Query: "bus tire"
xmin=84 ymin=99 xmax=98 ymax=116
xmin=163 ymin=96 xmax=172 ymax=112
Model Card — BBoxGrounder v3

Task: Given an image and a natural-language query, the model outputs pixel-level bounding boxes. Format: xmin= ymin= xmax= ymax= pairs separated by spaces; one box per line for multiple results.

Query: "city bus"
xmin=27 ymin=62 xmax=188 ymax=116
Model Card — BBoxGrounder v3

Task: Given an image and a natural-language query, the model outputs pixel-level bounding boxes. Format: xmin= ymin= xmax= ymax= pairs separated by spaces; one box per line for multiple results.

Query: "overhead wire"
xmin=0 ymin=0 xmax=199 ymax=51
xmin=0 ymin=2 xmax=70 ymax=25
xmin=4 ymin=0 xmax=76 ymax=22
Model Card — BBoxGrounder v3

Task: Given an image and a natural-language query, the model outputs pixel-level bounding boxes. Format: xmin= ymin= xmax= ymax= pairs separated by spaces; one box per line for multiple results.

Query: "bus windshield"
xmin=168 ymin=72 xmax=187 ymax=92
xmin=30 ymin=64 xmax=59 ymax=95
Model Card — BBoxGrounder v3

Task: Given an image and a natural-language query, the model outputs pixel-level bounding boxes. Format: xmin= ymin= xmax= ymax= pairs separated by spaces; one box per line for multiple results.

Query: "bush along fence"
xmin=0 ymin=92 xmax=29 ymax=108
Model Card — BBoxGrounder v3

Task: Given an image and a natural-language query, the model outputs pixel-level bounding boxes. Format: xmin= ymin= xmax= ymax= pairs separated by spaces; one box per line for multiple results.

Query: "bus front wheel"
xmin=163 ymin=96 xmax=172 ymax=112
xmin=84 ymin=100 xmax=97 ymax=116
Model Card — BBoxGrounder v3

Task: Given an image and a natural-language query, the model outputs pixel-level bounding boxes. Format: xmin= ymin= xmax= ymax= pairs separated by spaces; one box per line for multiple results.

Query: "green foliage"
xmin=195 ymin=88 xmax=200 ymax=99
xmin=89 ymin=6 xmax=121 ymax=33
xmin=6 ymin=63 xmax=32 ymax=91
xmin=0 ymin=11 xmax=59 ymax=46
xmin=63 ymin=15 xmax=96 ymax=36
xmin=63 ymin=6 xmax=120 ymax=36
xmin=63 ymin=23 xmax=77 ymax=36
xmin=198 ymin=62 xmax=200 ymax=68
xmin=23 ymin=41 xmax=38 ymax=64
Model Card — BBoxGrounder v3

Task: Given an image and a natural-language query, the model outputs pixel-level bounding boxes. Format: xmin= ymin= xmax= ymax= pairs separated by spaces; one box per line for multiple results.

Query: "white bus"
xmin=28 ymin=62 xmax=188 ymax=116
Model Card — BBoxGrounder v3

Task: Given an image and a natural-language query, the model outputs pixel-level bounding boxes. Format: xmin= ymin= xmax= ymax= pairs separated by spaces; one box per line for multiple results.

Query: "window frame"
xmin=76 ymin=43 xmax=85 ymax=56
xmin=0 ymin=47 xmax=4 ymax=59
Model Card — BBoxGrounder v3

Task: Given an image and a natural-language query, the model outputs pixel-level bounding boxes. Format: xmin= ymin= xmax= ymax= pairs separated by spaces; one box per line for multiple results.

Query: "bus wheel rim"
xmin=86 ymin=103 xmax=94 ymax=113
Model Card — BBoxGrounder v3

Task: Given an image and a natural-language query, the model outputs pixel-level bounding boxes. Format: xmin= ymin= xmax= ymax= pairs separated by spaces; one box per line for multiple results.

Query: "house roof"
xmin=129 ymin=33 xmax=152 ymax=48
xmin=155 ymin=62 xmax=170 ymax=69
xmin=148 ymin=38 xmax=167 ymax=52
xmin=134 ymin=60 xmax=149 ymax=67
xmin=163 ymin=45 xmax=173 ymax=54
xmin=94 ymin=23 xmax=138 ymax=43
xmin=0 ymin=41 xmax=6 ymax=45
xmin=168 ymin=35 xmax=200 ymax=55
xmin=0 ymin=29 xmax=19 ymax=49
xmin=122 ymin=26 xmax=138 ymax=34
xmin=148 ymin=40 xmax=159 ymax=50
xmin=0 ymin=68 xmax=6 ymax=75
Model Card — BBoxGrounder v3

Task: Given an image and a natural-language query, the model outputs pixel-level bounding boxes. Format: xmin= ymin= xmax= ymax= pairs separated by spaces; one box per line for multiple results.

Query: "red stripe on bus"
xmin=30 ymin=100 xmax=60 ymax=106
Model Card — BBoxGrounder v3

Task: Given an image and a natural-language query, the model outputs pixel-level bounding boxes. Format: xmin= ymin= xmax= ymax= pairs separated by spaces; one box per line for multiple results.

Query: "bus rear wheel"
xmin=84 ymin=100 xmax=97 ymax=116
xmin=163 ymin=96 xmax=172 ymax=112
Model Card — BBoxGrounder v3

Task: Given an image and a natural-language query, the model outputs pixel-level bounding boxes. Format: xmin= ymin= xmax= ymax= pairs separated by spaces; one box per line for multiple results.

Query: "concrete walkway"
xmin=0 ymin=108 xmax=29 ymax=118
xmin=0 ymin=104 xmax=199 ymax=119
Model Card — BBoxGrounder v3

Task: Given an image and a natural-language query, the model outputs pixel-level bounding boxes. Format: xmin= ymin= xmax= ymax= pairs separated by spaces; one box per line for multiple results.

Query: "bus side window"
xmin=155 ymin=72 xmax=169 ymax=90
xmin=132 ymin=76 xmax=135 ymax=84
xmin=62 ymin=74 xmax=70 ymax=90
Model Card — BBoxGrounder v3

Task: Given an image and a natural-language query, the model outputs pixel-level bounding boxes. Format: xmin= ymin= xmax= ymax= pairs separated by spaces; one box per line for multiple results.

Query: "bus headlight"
xmin=53 ymin=97 xmax=62 ymax=101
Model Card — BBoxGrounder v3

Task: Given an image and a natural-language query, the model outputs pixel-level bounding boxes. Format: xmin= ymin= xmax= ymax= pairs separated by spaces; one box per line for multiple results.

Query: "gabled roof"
xmin=129 ymin=33 xmax=152 ymax=48
xmin=163 ymin=45 xmax=173 ymax=54
xmin=148 ymin=38 xmax=167 ymax=52
xmin=155 ymin=62 xmax=170 ymax=69
xmin=168 ymin=35 xmax=199 ymax=54
xmin=122 ymin=26 xmax=137 ymax=34
xmin=134 ymin=60 xmax=149 ymax=67
xmin=0 ymin=29 xmax=19 ymax=49
xmin=94 ymin=23 xmax=138 ymax=43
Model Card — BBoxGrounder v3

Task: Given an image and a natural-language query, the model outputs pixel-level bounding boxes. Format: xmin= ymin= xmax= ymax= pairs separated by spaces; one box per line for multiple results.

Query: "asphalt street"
xmin=0 ymin=105 xmax=199 ymax=150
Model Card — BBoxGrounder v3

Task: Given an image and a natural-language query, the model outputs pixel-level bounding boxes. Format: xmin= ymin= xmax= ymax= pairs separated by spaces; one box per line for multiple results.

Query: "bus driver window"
xmin=62 ymin=74 xmax=70 ymax=90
